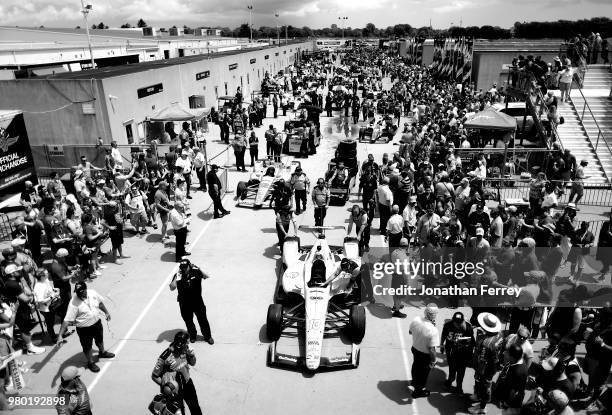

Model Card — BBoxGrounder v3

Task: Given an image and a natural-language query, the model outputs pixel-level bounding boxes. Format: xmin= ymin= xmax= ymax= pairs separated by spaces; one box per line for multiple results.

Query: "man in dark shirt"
xmin=206 ymin=165 xmax=230 ymax=219
xmin=441 ymin=312 xmax=474 ymax=394
xmin=493 ymin=343 xmax=528 ymax=412
xmin=169 ymin=260 xmax=213 ymax=345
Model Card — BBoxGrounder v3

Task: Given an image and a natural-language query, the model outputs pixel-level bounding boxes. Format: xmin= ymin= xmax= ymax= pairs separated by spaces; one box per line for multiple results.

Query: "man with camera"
xmin=152 ymin=331 xmax=202 ymax=415
xmin=169 ymin=259 xmax=213 ymax=345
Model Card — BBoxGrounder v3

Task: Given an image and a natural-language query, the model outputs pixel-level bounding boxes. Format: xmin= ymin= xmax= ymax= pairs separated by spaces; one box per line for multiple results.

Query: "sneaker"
xmin=412 ymin=389 xmax=430 ymax=398
xmin=94 ymin=270 xmax=102 ymax=277
xmin=187 ymin=196 xmax=193 ymax=199
xmin=88 ymin=362 xmax=100 ymax=372
xmin=468 ymin=406 xmax=486 ymax=414
xmin=98 ymin=351 xmax=115 ymax=359
xmin=189 ymin=335 xmax=196 ymax=343
xmin=26 ymin=344 xmax=45 ymax=355
xmin=392 ymin=309 xmax=407 ymax=318
xmin=98 ymin=265 xmax=107 ymax=270
xmin=205 ymin=338 xmax=214 ymax=345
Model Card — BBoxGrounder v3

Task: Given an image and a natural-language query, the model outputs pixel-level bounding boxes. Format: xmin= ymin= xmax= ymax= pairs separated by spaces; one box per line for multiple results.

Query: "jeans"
xmin=250 ymin=147 xmax=258 ymax=166
xmin=179 ymin=299 xmax=211 ymax=340
xmin=378 ymin=204 xmax=391 ymax=233
xmin=178 ymin=377 xmax=203 ymax=415
xmin=314 ymin=206 xmax=327 ymax=226
xmin=174 ymin=227 xmax=188 ymax=262
xmin=447 ymin=351 xmax=467 ymax=389
xmin=209 ymin=191 xmax=227 ymax=218
xmin=294 ymin=190 xmax=307 ymax=213
xmin=411 ymin=347 xmax=432 ymax=391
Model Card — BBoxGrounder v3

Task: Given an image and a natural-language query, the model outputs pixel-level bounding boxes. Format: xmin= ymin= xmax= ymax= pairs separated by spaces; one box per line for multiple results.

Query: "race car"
xmin=266 ymin=226 xmax=365 ymax=371
xmin=235 ymin=158 xmax=300 ymax=208
xmin=358 ymin=116 xmax=396 ymax=143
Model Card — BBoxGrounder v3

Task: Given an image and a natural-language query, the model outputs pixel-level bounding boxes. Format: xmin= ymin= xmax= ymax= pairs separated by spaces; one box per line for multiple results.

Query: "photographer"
xmin=169 ymin=259 xmax=213 ymax=345
xmin=152 ymin=331 xmax=202 ymax=415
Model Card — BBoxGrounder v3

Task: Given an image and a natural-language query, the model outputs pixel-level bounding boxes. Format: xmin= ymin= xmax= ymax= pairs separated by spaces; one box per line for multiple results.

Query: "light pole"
xmin=80 ymin=0 xmax=95 ymax=69
xmin=247 ymin=5 xmax=253 ymax=42
xmin=338 ymin=16 xmax=348 ymax=39
xmin=275 ymin=13 xmax=280 ymax=46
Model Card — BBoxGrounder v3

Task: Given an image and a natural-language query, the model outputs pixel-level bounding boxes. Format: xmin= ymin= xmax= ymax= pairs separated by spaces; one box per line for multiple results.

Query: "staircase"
xmin=564 ymin=64 xmax=612 ymax=182
xmin=555 ymin=101 xmax=608 ymax=183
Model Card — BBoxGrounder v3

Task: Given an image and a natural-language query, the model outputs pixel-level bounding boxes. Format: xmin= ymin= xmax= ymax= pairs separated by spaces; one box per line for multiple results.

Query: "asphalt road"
xmin=13 ymin=91 xmax=598 ymax=415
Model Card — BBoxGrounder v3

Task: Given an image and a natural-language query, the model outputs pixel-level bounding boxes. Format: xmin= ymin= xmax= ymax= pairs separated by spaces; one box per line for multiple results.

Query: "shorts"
xmin=159 ymin=213 xmax=169 ymax=224
xmin=76 ymin=320 xmax=103 ymax=353
xmin=559 ymin=82 xmax=571 ymax=92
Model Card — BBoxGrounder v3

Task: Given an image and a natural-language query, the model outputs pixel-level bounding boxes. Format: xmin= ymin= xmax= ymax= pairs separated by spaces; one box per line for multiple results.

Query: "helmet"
xmin=548 ymin=390 xmax=569 ymax=410
xmin=340 ymin=258 xmax=351 ymax=270
xmin=173 ymin=331 xmax=189 ymax=347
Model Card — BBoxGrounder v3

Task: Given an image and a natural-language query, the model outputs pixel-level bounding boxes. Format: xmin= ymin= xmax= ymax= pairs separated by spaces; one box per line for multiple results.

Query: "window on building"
xmin=178 ymin=49 xmax=185 ymax=57
xmin=214 ymin=86 xmax=219 ymax=99
xmin=224 ymin=82 xmax=228 ymax=96
xmin=164 ymin=50 xmax=170 ymax=59
xmin=247 ymin=74 xmax=250 ymax=85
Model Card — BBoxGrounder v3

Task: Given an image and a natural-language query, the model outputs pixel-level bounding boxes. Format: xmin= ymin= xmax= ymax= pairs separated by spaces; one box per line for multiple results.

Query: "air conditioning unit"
xmin=142 ymin=27 xmax=157 ymax=37
xmin=169 ymin=27 xmax=184 ymax=36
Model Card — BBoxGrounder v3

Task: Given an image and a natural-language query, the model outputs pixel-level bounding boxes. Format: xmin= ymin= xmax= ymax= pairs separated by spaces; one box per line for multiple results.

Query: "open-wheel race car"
xmin=235 ymin=157 xmax=300 ymax=208
xmin=266 ymin=226 xmax=365 ymax=371
xmin=325 ymin=139 xmax=359 ymax=205
xmin=358 ymin=116 xmax=397 ymax=144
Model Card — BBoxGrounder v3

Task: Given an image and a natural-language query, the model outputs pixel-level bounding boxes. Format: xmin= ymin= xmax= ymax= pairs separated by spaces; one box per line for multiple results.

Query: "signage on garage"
xmin=229 ymin=63 xmax=238 ymax=70
xmin=137 ymin=83 xmax=163 ymax=99
xmin=196 ymin=70 xmax=210 ymax=80
xmin=275 ymin=52 xmax=279 ymax=56
xmin=264 ymin=55 xmax=270 ymax=60
xmin=0 ymin=112 xmax=37 ymax=193
xmin=250 ymin=58 xmax=256 ymax=64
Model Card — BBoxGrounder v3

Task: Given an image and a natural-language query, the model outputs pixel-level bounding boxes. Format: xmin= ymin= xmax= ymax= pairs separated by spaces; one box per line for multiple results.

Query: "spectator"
xmin=169 ymin=201 xmax=190 ymax=263
xmin=206 ymin=165 xmax=230 ymax=219
xmin=409 ymin=304 xmax=439 ymax=398
xmin=312 ymin=178 xmax=330 ymax=227
xmin=56 ymin=366 xmax=92 ymax=415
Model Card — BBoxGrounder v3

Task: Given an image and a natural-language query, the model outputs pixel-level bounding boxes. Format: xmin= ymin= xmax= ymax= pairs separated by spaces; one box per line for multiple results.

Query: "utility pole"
xmin=285 ymin=25 xmax=288 ymax=44
xmin=275 ymin=13 xmax=280 ymax=46
xmin=338 ymin=16 xmax=348 ymax=40
xmin=247 ymin=5 xmax=253 ymax=42
xmin=80 ymin=0 xmax=95 ymax=69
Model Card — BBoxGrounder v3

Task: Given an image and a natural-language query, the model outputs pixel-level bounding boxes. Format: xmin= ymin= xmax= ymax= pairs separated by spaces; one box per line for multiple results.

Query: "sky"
xmin=0 ymin=0 xmax=611 ymax=30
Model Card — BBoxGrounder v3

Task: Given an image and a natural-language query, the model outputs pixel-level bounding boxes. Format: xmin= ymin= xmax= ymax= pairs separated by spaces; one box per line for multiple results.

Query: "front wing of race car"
xmin=268 ymin=341 xmax=360 ymax=370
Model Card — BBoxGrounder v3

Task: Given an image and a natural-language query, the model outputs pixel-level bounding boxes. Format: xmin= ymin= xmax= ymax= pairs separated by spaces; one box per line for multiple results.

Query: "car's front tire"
xmin=349 ymin=305 xmax=366 ymax=344
xmin=266 ymin=304 xmax=283 ymax=341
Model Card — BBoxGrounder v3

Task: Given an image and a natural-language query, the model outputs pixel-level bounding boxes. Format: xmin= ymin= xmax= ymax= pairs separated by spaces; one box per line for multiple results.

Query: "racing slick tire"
xmin=236 ymin=181 xmax=248 ymax=200
xmin=349 ymin=305 xmax=366 ymax=344
xmin=266 ymin=304 xmax=283 ymax=341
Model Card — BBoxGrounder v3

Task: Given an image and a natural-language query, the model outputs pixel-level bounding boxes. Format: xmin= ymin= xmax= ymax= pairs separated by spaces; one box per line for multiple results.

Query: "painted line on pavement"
xmin=379 ymin=234 xmax=419 ymax=414
xmin=87 ymin=196 xmax=225 ymax=393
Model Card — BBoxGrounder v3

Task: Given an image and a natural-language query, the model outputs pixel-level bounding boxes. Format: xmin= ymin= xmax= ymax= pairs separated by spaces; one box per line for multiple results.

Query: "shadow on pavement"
xmin=260 ymin=227 xmax=278 ymax=234
xmin=160 ymin=251 xmax=177 ymax=263
xmin=263 ymin=244 xmax=281 ymax=261
xmin=377 ymin=379 xmax=413 ymax=405
xmin=258 ymin=324 xmax=270 ymax=343
xmin=426 ymin=390 xmax=470 ymax=415
xmin=45 ymin=351 xmax=87 ymax=388
xmin=156 ymin=328 xmax=183 ymax=344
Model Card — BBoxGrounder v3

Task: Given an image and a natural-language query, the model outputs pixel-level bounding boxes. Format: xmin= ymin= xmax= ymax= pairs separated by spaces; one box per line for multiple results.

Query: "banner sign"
xmin=229 ymin=63 xmax=238 ymax=70
xmin=431 ymin=37 xmax=474 ymax=83
xmin=0 ymin=112 xmax=37 ymax=193
xmin=196 ymin=70 xmax=210 ymax=80
xmin=137 ymin=83 xmax=163 ymax=99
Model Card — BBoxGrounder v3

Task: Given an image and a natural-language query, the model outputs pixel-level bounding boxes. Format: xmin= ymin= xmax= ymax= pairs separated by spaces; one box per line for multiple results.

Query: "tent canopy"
xmin=148 ymin=102 xmax=209 ymax=122
xmin=464 ymin=108 xmax=517 ymax=131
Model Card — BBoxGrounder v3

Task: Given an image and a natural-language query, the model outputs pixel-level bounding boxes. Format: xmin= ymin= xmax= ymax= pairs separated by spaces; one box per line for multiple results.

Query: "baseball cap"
xmin=56 ymin=248 xmax=70 ymax=258
xmin=61 ymin=366 xmax=83 ymax=382
xmin=475 ymin=227 xmax=484 ymax=236
xmin=74 ymin=281 xmax=87 ymax=293
xmin=179 ymin=259 xmax=191 ymax=269
xmin=3 ymin=264 xmax=22 ymax=275
xmin=452 ymin=311 xmax=464 ymax=323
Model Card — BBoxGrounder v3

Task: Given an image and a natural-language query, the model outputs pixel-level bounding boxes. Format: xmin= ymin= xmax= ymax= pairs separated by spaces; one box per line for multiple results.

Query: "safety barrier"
xmin=487 ymin=177 xmax=612 ymax=207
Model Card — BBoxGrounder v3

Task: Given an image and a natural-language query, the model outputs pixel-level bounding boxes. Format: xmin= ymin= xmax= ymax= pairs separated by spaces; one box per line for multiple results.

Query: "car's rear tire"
xmin=266 ymin=304 xmax=283 ymax=341
xmin=236 ymin=181 xmax=248 ymax=200
xmin=349 ymin=305 xmax=366 ymax=344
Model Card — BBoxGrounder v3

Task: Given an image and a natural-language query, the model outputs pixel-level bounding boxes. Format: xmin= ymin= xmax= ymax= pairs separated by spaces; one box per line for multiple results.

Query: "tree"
xmin=96 ymin=22 xmax=108 ymax=29
xmin=120 ymin=23 xmax=132 ymax=28
xmin=363 ymin=23 xmax=377 ymax=37
xmin=236 ymin=23 xmax=251 ymax=38
xmin=137 ymin=18 xmax=147 ymax=28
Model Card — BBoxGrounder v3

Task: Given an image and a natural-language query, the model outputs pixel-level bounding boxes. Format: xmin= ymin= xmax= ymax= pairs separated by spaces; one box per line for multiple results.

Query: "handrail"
xmin=569 ymin=72 xmax=612 ymax=183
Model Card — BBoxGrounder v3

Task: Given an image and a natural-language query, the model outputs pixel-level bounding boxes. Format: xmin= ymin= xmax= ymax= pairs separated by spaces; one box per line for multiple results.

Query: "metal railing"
xmin=570 ymin=74 xmax=612 ymax=163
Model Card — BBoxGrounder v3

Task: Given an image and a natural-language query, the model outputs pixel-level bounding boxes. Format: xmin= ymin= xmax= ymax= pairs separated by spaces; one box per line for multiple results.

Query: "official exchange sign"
xmin=0 ymin=112 xmax=37 ymax=192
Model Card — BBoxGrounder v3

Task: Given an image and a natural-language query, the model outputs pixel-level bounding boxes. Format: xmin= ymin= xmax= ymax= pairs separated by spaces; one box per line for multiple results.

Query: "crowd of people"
xmin=0 ymin=39 xmax=611 ymax=414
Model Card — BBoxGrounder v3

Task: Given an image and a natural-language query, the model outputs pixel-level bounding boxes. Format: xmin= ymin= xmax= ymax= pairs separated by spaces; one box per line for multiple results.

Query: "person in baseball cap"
xmin=441 ymin=311 xmax=473 ymax=393
xmin=57 ymin=366 xmax=91 ymax=414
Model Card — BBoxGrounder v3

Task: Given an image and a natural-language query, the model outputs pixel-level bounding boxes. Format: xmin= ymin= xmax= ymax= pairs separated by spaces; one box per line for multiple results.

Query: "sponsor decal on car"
xmin=328 ymin=356 xmax=350 ymax=363
xmin=309 ymin=296 xmax=323 ymax=300
xmin=277 ymin=354 xmax=298 ymax=363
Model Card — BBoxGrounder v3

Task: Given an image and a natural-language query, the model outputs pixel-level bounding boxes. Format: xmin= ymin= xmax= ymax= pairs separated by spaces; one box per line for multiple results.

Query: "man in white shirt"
xmin=170 ymin=201 xmax=191 ymax=262
xmin=402 ymin=196 xmax=418 ymax=244
xmin=386 ymin=205 xmax=404 ymax=250
xmin=175 ymin=150 xmax=193 ymax=199
xmin=110 ymin=141 xmax=123 ymax=171
xmin=409 ymin=304 xmax=440 ymax=398
xmin=56 ymin=282 xmax=114 ymax=372
xmin=377 ymin=177 xmax=393 ymax=234
xmin=193 ymin=148 xmax=207 ymax=192
xmin=73 ymin=170 xmax=86 ymax=200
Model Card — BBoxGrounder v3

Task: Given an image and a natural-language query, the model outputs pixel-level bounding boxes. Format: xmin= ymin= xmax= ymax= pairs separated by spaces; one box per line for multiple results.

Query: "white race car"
xmin=235 ymin=157 xmax=300 ymax=208
xmin=266 ymin=227 xmax=365 ymax=371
